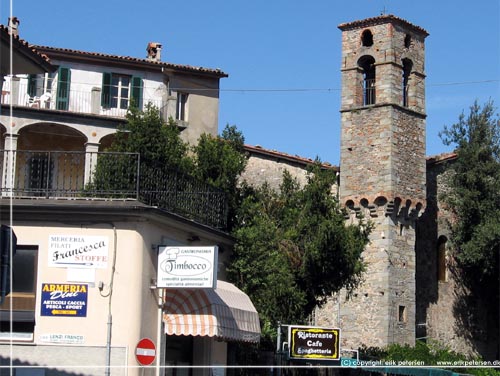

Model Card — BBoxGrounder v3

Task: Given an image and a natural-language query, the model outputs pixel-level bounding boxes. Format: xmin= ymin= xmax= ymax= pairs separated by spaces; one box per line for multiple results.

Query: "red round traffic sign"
xmin=135 ymin=338 xmax=156 ymax=366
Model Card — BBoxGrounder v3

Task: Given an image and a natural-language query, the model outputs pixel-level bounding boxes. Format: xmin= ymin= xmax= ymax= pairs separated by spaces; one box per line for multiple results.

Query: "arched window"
xmin=404 ymin=34 xmax=412 ymax=49
xmin=361 ymin=29 xmax=374 ymax=47
xmin=437 ymin=236 xmax=448 ymax=282
xmin=358 ymin=56 xmax=376 ymax=105
xmin=402 ymin=58 xmax=413 ymax=107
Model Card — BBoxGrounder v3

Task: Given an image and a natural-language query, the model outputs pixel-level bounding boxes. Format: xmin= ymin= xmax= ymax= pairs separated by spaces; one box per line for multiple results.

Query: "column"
xmin=84 ymin=142 xmax=100 ymax=185
xmin=2 ymin=133 xmax=18 ymax=196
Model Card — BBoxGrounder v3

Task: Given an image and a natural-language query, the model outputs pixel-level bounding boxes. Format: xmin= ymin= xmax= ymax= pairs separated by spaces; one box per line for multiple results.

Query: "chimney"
xmin=146 ymin=42 xmax=162 ymax=62
xmin=8 ymin=17 xmax=20 ymax=37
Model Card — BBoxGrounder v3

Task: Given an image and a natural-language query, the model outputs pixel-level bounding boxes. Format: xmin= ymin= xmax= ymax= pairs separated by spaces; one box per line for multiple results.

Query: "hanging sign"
xmin=288 ymin=325 xmax=341 ymax=360
xmin=48 ymin=235 xmax=109 ymax=268
xmin=157 ymin=246 xmax=218 ymax=289
xmin=40 ymin=283 xmax=88 ymax=317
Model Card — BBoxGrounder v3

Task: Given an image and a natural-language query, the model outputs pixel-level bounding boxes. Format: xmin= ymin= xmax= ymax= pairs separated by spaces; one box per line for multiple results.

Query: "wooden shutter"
xmin=131 ymin=76 xmax=143 ymax=109
xmin=27 ymin=75 xmax=37 ymax=97
xmin=56 ymin=67 xmax=71 ymax=110
xmin=101 ymin=72 xmax=112 ymax=108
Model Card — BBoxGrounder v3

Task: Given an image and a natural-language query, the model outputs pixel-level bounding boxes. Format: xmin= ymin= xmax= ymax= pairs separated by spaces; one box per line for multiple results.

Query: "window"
xmin=398 ymin=305 xmax=407 ymax=323
xmin=437 ymin=236 xmax=448 ymax=282
xmin=0 ymin=246 xmax=38 ymax=341
xmin=402 ymin=58 xmax=413 ymax=107
xmin=28 ymin=153 xmax=53 ymax=196
xmin=176 ymin=92 xmax=188 ymax=121
xmin=27 ymin=72 xmax=55 ymax=109
xmin=101 ymin=73 xmax=143 ymax=110
xmin=27 ymin=73 xmax=54 ymax=98
xmin=361 ymin=29 xmax=374 ymax=47
xmin=358 ymin=55 xmax=376 ymax=105
xmin=404 ymin=34 xmax=412 ymax=49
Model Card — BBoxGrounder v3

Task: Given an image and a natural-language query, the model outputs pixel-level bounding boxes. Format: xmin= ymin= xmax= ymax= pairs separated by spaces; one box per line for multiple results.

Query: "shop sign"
xmin=39 ymin=333 xmax=85 ymax=344
xmin=48 ymin=235 xmax=109 ymax=268
xmin=288 ymin=325 xmax=340 ymax=360
xmin=157 ymin=246 xmax=218 ymax=288
xmin=40 ymin=283 xmax=88 ymax=317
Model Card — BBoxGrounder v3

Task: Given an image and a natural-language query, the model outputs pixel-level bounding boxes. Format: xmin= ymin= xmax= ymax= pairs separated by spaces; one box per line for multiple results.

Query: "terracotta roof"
xmin=33 ymin=45 xmax=228 ymax=78
xmin=426 ymin=151 xmax=457 ymax=165
xmin=338 ymin=14 xmax=429 ymax=36
xmin=244 ymin=144 xmax=339 ymax=171
xmin=0 ymin=24 xmax=54 ymax=71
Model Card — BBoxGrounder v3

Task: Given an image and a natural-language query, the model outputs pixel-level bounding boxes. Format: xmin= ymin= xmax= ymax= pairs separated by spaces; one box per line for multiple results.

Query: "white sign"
xmin=48 ymin=235 xmax=109 ymax=269
xmin=39 ymin=333 xmax=85 ymax=344
xmin=157 ymin=246 xmax=218 ymax=288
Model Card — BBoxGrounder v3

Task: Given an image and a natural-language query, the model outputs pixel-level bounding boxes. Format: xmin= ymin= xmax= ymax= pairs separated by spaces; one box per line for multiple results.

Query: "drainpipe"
xmin=100 ymin=224 xmax=118 ymax=376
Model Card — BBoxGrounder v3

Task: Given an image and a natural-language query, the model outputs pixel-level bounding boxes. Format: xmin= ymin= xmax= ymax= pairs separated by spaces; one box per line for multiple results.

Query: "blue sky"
xmin=2 ymin=0 xmax=498 ymax=165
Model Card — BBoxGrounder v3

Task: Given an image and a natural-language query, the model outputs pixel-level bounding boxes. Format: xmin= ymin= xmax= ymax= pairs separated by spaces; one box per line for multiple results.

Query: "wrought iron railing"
xmin=0 ymin=150 xmax=227 ymax=229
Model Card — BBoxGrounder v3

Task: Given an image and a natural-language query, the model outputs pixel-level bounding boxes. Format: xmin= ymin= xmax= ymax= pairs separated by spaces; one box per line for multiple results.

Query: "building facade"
xmin=0 ymin=19 xmax=260 ymax=376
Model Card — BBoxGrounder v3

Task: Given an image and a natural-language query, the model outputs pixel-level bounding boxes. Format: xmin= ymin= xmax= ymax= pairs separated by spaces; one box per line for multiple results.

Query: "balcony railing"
xmin=0 ymin=150 xmax=228 ymax=229
xmin=0 ymin=81 xmax=164 ymax=119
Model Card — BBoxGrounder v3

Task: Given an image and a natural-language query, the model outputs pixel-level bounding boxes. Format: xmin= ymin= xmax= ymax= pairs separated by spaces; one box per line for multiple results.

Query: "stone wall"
xmin=416 ymin=156 xmax=498 ymax=359
xmin=241 ymin=145 xmax=338 ymax=191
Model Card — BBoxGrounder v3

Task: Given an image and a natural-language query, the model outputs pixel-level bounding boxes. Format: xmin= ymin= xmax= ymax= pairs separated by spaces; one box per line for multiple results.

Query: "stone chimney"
xmin=146 ymin=42 xmax=162 ymax=62
xmin=8 ymin=17 xmax=19 ymax=37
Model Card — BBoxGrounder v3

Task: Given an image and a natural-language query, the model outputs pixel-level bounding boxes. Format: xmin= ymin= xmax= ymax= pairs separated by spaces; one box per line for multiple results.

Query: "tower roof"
xmin=338 ymin=14 xmax=429 ymax=37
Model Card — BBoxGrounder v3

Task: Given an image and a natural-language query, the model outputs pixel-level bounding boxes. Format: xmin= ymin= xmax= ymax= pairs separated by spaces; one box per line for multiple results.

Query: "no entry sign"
xmin=135 ymin=338 xmax=156 ymax=366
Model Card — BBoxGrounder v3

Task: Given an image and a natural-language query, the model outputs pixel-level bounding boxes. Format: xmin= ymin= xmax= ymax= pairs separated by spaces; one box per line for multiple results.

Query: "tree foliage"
xmin=111 ymin=103 xmax=193 ymax=172
xmin=439 ymin=100 xmax=500 ymax=278
xmin=360 ymin=341 xmax=500 ymax=376
xmin=192 ymin=124 xmax=248 ymax=229
xmin=227 ymin=165 xmax=370 ymax=346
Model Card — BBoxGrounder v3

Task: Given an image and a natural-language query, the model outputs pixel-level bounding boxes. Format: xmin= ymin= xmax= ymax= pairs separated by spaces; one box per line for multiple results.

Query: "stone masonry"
xmin=317 ymin=15 xmax=429 ymax=349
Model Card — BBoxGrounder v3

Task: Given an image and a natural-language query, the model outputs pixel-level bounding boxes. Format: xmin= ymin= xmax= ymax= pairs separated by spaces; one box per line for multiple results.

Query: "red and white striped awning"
xmin=163 ymin=280 xmax=260 ymax=343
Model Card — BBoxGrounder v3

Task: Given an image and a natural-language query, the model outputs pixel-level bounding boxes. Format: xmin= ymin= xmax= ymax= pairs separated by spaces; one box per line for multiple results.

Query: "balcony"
xmin=0 ymin=150 xmax=228 ymax=229
xmin=0 ymin=80 xmax=164 ymax=119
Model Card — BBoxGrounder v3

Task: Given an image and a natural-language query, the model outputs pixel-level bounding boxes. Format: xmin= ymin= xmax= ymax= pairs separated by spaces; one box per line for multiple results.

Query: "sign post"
xmin=135 ymin=338 xmax=156 ymax=366
xmin=288 ymin=325 xmax=340 ymax=361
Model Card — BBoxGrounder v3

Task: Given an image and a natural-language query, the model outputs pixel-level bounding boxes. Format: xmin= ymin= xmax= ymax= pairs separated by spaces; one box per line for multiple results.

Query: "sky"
xmin=1 ymin=0 xmax=498 ymax=165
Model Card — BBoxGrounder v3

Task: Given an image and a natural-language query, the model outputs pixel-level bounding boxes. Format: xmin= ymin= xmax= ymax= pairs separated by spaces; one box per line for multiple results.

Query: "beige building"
xmin=0 ymin=18 xmax=260 ymax=376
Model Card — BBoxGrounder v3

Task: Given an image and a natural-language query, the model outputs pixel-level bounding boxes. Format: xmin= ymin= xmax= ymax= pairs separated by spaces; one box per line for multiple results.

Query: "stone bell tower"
xmin=337 ymin=15 xmax=428 ymax=348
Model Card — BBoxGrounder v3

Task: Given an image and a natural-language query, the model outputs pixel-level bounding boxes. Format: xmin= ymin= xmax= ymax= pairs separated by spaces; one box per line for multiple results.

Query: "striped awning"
xmin=163 ymin=280 xmax=260 ymax=343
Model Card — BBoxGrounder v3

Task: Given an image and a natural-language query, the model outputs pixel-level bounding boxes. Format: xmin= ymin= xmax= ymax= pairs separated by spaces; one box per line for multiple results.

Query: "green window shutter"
xmin=56 ymin=67 xmax=71 ymax=110
xmin=27 ymin=75 xmax=37 ymax=97
xmin=101 ymin=72 xmax=112 ymax=108
xmin=131 ymin=76 xmax=143 ymax=109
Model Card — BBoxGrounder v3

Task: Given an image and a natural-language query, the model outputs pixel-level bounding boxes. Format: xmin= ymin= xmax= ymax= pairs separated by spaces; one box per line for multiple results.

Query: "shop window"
xmin=0 ymin=246 xmax=38 ymax=341
xmin=358 ymin=55 xmax=376 ymax=105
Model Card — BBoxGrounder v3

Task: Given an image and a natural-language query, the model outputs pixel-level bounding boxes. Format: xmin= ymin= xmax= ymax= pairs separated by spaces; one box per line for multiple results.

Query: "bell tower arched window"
xmin=361 ymin=29 xmax=374 ymax=47
xmin=358 ymin=56 xmax=376 ymax=105
xmin=402 ymin=58 xmax=413 ymax=107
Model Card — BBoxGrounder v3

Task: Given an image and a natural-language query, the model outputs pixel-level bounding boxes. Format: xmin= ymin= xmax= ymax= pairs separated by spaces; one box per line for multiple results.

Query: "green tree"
xmin=111 ymin=103 xmax=192 ymax=172
xmin=227 ymin=165 xmax=370 ymax=347
xmin=439 ymin=100 xmax=500 ymax=278
xmin=192 ymin=124 xmax=248 ymax=229
xmin=360 ymin=341 xmax=500 ymax=376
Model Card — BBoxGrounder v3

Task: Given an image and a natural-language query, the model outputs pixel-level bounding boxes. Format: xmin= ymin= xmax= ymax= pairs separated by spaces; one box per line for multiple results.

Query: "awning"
xmin=163 ymin=280 xmax=260 ymax=343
